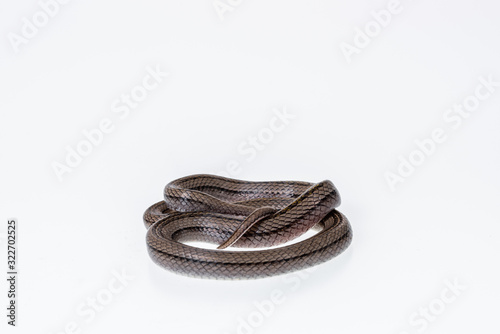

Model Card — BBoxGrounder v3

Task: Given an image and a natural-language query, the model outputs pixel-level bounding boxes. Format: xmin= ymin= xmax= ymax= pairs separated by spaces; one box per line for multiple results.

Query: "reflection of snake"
xmin=143 ymin=174 xmax=352 ymax=279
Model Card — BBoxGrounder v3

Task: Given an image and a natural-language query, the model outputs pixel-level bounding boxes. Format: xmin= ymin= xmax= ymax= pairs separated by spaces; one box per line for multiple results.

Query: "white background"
xmin=1 ymin=0 xmax=499 ymax=333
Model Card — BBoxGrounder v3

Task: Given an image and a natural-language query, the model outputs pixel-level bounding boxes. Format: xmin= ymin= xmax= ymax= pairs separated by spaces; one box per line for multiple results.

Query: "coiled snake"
xmin=143 ymin=174 xmax=352 ymax=279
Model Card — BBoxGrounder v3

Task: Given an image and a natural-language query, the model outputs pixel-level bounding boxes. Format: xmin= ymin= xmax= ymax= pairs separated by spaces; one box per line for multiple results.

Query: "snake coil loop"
xmin=143 ymin=174 xmax=352 ymax=279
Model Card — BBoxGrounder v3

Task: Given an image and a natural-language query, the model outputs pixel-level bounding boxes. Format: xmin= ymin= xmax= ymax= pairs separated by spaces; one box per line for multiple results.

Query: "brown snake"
xmin=143 ymin=174 xmax=352 ymax=279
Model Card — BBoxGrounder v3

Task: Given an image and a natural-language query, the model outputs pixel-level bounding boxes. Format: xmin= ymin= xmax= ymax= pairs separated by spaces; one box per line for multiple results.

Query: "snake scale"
xmin=143 ymin=174 xmax=352 ymax=279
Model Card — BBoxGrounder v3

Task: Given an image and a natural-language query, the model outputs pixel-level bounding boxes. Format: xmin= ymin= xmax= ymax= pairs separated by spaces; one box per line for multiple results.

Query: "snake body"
xmin=143 ymin=174 xmax=352 ymax=279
